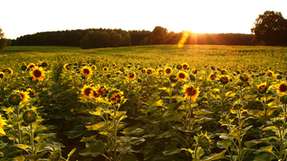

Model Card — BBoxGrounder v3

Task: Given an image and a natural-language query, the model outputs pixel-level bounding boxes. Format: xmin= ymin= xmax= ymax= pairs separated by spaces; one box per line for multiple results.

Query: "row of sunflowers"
xmin=0 ymin=61 xmax=286 ymax=161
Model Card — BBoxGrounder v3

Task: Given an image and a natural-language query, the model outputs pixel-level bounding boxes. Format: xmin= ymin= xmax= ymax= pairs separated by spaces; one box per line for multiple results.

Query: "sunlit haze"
xmin=0 ymin=0 xmax=286 ymax=39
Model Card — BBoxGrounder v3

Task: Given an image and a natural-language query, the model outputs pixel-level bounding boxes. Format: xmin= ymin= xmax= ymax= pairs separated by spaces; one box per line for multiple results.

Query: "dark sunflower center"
xmin=83 ymin=69 xmax=90 ymax=75
xmin=183 ymin=64 xmax=188 ymax=69
xmin=97 ymin=87 xmax=108 ymax=96
xmin=279 ymin=84 xmax=287 ymax=92
xmin=185 ymin=87 xmax=196 ymax=96
xmin=165 ymin=68 xmax=171 ymax=74
xmin=179 ymin=73 xmax=185 ymax=79
xmin=220 ymin=77 xmax=229 ymax=84
xmin=129 ymin=73 xmax=135 ymax=78
xmin=210 ymin=74 xmax=216 ymax=80
xmin=0 ymin=73 xmax=3 ymax=79
xmin=33 ymin=70 xmax=42 ymax=78
xmin=110 ymin=93 xmax=121 ymax=103
xmin=147 ymin=70 xmax=152 ymax=74
xmin=84 ymin=88 xmax=92 ymax=96
xmin=177 ymin=64 xmax=182 ymax=70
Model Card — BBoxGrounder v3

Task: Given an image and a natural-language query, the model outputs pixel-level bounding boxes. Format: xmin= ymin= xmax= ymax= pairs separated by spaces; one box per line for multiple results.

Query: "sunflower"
xmin=146 ymin=68 xmax=153 ymax=75
xmin=2 ymin=68 xmax=13 ymax=75
xmin=63 ymin=63 xmax=72 ymax=71
xmin=27 ymin=63 xmax=36 ymax=70
xmin=208 ymin=73 xmax=217 ymax=81
xmin=219 ymin=75 xmax=229 ymax=85
xmin=0 ymin=72 xmax=4 ymax=79
xmin=182 ymin=63 xmax=189 ymax=70
xmin=176 ymin=64 xmax=182 ymax=70
xmin=39 ymin=62 xmax=48 ymax=68
xmin=177 ymin=71 xmax=188 ymax=81
xmin=81 ymin=85 xmax=94 ymax=98
xmin=127 ymin=72 xmax=136 ymax=81
xmin=80 ymin=66 xmax=93 ymax=78
xmin=0 ymin=115 xmax=6 ymax=136
xmin=141 ymin=68 xmax=146 ymax=74
xmin=266 ymin=70 xmax=275 ymax=79
xmin=103 ymin=67 xmax=108 ymax=71
xmin=157 ymin=68 xmax=164 ymax=75
xmin=183 ymin=84 xmax=200 ymax=102
xmin=18 ymin=90 xmax=30 ymax=104
xmin=276 ymin=82 xmax=287 ymax=96
xmin=109 ymin=90 xmax=124 ymax=104
xmin=96 ymin=85 xmax=109 ymax=97
xmin=31 ymin=67 xmax=45 ymax=81
xmin=257 ymin=82 xmax=268 ymax=94
xmin=164 ymin=67 xmax=173 ymax=75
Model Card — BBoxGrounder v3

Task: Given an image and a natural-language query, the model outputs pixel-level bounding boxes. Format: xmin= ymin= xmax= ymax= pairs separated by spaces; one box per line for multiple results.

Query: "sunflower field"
xmin=0 ymin=45 xmax=287 ymax=161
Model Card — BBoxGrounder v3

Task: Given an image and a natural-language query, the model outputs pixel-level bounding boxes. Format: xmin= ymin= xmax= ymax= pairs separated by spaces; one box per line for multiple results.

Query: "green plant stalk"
xmin=30 ymin=123 xmax=35 ymax=156
xmin=16 ymin=106 xmax=22 ymax=144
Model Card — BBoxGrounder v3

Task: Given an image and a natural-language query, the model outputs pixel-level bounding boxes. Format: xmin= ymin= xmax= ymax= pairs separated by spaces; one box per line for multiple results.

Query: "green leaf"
xmin=203 ymin=150 xmax=226 ymax=161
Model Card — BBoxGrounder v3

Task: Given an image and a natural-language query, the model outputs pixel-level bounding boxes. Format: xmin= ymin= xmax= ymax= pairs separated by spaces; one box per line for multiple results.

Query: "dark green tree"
xmin=0 ymin=28 xmax=6 ymax=50
xmin=149 ymin=26 xmax=168 ymax=44
xmin=251 ymin=11 xmax=287 ymax=45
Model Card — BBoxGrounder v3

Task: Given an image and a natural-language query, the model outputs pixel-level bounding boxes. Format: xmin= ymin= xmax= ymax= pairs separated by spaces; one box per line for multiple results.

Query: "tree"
xmin=149 ymin=26 xmax=168 ymax=44
xmin=251 ymin=11 xmax=287 ymax=45
xmin=0 ymin=28 xmax=6 ymax=50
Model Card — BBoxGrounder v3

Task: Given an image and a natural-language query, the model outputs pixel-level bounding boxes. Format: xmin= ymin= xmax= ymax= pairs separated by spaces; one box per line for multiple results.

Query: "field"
xmin=0 ymin=45 xmax=287 ymax=161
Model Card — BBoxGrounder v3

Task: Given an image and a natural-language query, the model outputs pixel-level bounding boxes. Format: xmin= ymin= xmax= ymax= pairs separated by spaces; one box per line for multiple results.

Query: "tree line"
xmin=10 ymin=27 xmax=255 ymax=49
xmin=1 ymin=10 xmax=287 ymax=50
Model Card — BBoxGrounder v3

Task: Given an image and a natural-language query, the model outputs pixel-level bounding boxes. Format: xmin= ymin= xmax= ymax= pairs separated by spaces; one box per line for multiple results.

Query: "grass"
xmin=1 ymin=45 xmax=287 ymax=70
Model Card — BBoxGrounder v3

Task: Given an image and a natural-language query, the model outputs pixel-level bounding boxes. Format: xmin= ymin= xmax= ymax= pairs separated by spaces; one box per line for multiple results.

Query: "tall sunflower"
xmin=80 ymin=66 xmax=93 ymax=78
xmin=183 ymin=84 xmax=200 ymax=102
xmin=177 ymin=71 xmax=188 ymax=81
xmin=31 ymin=67 xmax=45 ymax=81
xmin=276 ymin=81 xmax=287 ymax=96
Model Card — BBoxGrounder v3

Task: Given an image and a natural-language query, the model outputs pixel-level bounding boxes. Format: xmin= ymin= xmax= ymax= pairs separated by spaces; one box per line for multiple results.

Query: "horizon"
xmin=1 ymin=0 xmax=287 ymax=39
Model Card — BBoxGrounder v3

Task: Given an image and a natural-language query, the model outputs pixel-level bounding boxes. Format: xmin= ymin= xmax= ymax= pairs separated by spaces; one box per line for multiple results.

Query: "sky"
xmin=0 ymin=0 xmax=286 ymax=39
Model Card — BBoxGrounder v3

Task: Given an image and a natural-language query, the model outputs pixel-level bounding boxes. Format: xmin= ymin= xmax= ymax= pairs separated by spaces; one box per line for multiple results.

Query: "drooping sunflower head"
xmin=157 ymin=68 xmax=164 ymax=76
xmin=63 ymin=63 xmax=72 ymax=71
xmin=39 ymin=62 xmax=48 ymax=68
xmin=0 ymin=72 xmax=4 ymax=79
xmin=266 ymin=70 xmax=275 ymax=79
xmin=80 ymin=66 xmax=93 ymax=78
xmin=164 ymin=67 xmax=173 ymax=75
xmin=276 ymin=82 xmax=287 ymax=96
xmin=31 ymin=67 xmax=45 ymax=81
xmin=177 ymin=71 xmax=188 ymax=81
xmin=257 ymin=82 xmax=268 ymax=94
xmin=2 ymin=68 xmax=13 ymax=75
xmin=27 ymin=63 xmax=36 ymax=70
xmin=183 ymin=84 xmax=200 ymax=102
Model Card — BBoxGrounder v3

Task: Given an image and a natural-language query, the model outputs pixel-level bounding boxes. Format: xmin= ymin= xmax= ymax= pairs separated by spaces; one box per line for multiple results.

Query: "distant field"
xmin=1 ymin=45 xmax=287 ymax=70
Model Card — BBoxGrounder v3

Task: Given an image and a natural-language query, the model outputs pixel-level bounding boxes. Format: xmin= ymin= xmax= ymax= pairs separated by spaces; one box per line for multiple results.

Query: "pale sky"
xmin=0 ymin=0 xmax=286 ymax=39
